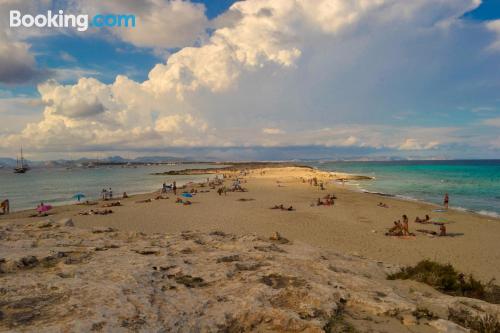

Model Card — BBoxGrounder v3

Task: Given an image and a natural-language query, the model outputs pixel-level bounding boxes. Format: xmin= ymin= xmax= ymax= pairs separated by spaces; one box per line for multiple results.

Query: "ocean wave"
xmin=475 ymin=210 xmax=500 ymax=218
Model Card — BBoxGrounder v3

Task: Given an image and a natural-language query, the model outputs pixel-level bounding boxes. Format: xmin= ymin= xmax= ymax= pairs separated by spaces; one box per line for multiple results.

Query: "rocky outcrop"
xmin=0 ymin=220 xmax=498 ymax=332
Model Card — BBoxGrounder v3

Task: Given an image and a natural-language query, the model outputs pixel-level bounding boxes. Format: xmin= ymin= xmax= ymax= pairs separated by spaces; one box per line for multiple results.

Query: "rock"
xmin=0 ymin=224 xmax=498 ymax=332
xmin=92 ymin=226 xmax=116 ymax=233
xmin=401 ymin=314 xmax=417 ymax=326
xmin=429 ymin=319 xmax=470 ymax=332
xmin=37 ymin=219 xmax=55 ymax=228
xmin=57 ymin=218 xmax=74 ymax=227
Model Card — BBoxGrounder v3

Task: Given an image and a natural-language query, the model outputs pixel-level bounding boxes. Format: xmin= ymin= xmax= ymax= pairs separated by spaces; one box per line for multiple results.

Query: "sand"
xmin=1 ymin=166 xmax=499 ymax=281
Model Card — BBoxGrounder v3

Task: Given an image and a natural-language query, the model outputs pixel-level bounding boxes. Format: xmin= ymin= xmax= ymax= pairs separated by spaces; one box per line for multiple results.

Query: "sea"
xmin=0 ymin=164 xmax=222 ymax=212
xmin=1 ymin=160 xmax=499 ymax=217
xmin=309 ymin=160 xmax=500 ymax=218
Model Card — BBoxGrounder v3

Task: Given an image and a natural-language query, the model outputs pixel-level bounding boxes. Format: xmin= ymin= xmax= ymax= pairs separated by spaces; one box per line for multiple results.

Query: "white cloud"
xmin=1 ymin=0 xmax=499 ymax=158
xmin=398 ymin=138 xmax=440 ymax=151
xmin=486 ymin=20 xmax=500 ymax=50
xmin=482 ymin=118 xmax=500 ymax=127
xmin=75 ymin=0 xmax=209 ymax=50
xmin=262 ymin=128 xmax=285 ymax=135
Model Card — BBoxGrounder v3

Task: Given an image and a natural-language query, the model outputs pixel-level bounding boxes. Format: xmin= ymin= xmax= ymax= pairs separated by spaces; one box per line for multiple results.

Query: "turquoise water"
xmin=309 ymin=160 xmax=500 ymax=218
xmin=0 ymin=164 xmax=220 ymax=212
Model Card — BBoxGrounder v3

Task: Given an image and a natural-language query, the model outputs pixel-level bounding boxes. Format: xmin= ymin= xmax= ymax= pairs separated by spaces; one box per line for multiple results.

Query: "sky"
xmin=0 ymin=0 xmax=499 ymax=160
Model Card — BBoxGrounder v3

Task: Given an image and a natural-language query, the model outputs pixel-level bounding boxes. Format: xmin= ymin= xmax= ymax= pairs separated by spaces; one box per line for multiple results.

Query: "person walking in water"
xmin=1 ymin=199 xmax=9 ymax=214
xmin=443 ymin=193 xmax=449 ymax=209
xmin=109 ymin=188 xmax=113 ymax=199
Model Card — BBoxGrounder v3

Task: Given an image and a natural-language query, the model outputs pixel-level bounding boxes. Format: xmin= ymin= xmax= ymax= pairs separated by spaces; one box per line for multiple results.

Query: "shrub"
xmin=387 ymin=260 xmax=499 ymax=304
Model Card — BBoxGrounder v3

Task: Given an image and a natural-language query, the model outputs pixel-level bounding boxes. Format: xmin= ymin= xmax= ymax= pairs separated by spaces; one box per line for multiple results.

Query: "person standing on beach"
xmin=173 ymin=181 xmax=177 ymax=195
xmin=443 ymin=193 xmax=449 ymax=209
xmin=101 ymin=188 xmax=107 ymax=200
xmin=109 ymin=188 xmax=113 ymax=199
xmin=402 ymin=215 xmax=410 ymax=236
xmin=1 ymin=199 xmax=9 ymax=214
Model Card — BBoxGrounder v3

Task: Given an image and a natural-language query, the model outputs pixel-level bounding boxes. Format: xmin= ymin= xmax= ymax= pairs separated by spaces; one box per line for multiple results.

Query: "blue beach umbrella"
xmin=73 ymin=193 xmax=86 ymax=201
xmin=181 ymin=192 xmax=193 ymax=198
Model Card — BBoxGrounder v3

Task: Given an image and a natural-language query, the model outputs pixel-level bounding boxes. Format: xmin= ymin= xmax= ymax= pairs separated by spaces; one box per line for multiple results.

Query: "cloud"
xmin=0 ymin=32 xmax=48 ymax=84
xmin=398 ymin=138 xmax=439 ymax=151
xmin=486 ymin=19 xmax=500 ymax=50
xmin=1 ymin=0 xmax=499 ymax=158
xmin=75 ymin=0 xmax=209 ymax=50
xmin=481 ymin=117 xmax=500 ymax=127
xmin=262 ymin=128 xmax=285 ymax=135
xmin=59 ymin=51 xmax=77 ymax=63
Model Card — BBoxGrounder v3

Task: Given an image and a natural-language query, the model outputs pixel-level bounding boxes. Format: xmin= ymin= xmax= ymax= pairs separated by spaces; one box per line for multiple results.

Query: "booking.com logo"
xmin=9 ymin=10 xmax=136 ymax=32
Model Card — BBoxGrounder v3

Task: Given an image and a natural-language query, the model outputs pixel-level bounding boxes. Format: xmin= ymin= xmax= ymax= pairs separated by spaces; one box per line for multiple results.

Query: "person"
xmin=109 ymin=188 xmax=113 ymax=199
xmin=101 ymin=188 xmax=107 ymax=200
xmin=402 ymin=215 xmax=410 ymax=236
xmin=443 ymin=193 xmax=449 ymax=209
xmin=173 ymin=181 xmax=177 ymax=195
xmin=1 ymin=199 xmax=9 ymax=214
xmin=387 ymin=220 xmax=403 ymax=236
xmin=123 ymin=192 xmax=129 ymax=199
xmin=162 ymin=182 xmax=167 ymax=194
xmin=439 ymin=224 xmax=447 ymax=236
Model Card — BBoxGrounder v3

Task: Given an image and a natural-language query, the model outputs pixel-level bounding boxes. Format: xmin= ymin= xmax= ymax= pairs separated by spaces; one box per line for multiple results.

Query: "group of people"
xmin=386 ymin=215 xmax=413 ymax=236
xmin=162 ymin=181 xmax=177 ymax=195
xmin=386 ymin=214 xmax=447 ymax=237
xmin=101 ymin=188 xmax=113 ymax=200
xmin=316 ymin=194 xmax=336 ymax=206
xmin=271 ymin=204 xmax=295 ymax=211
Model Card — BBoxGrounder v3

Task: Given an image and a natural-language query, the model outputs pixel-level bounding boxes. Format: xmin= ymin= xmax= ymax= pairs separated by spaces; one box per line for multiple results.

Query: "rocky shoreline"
xmin=1 ymin=219 xmax=498 ymax=332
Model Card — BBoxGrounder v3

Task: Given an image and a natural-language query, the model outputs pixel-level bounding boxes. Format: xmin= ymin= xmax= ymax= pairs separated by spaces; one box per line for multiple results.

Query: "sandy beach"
xmin=1 ymin=166 xmax=499 ymax=281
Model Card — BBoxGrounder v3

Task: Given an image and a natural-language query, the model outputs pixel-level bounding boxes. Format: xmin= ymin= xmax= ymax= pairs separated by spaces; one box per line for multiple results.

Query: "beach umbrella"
xmin=73 ymin=193 xmax=86 ymax=201
xmin=36 ymin=204 xmax=52 ymax=213
xmin=430 ymin=217 xmax=449 ymax=224
xmin=181 ymin=193 xmax=193 ymax=198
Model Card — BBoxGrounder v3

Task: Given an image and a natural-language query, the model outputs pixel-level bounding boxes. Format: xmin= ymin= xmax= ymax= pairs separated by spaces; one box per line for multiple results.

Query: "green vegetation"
xmin=448 ymin=307 xmax=500 ymax=333
xmin=387 ymin=260 xmax=499 ymax=304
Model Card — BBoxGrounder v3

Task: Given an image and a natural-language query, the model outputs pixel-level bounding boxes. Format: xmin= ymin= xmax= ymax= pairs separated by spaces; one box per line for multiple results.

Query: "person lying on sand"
xmin=79 ymin=209 xmax=113 ymax=216
xmin=136 ymin=198 xmax=153 ymax=203
xmin=77 ymin=200 xmax=98 ymax=206
xmin=377 ymin=202 xmax=388 ymax=208
xmin=153 ymin=195 xmax=168 ymax=200
xmin=270 ymin=204 xmax=294 ymax=211
xmin=176 ymin=197 xmax=183 ymax=203
xmin=416 ymin=229 xmax=437 ymax=235
xmin=103 ymin=201 xmax=122 ymax=207
xmin=415 ymin=215 xmax=430 ymax=223
xmin=316 ymin=196 xmax=334 ymax=206
xmin=183 ymin=200 xmax=192 ymax=206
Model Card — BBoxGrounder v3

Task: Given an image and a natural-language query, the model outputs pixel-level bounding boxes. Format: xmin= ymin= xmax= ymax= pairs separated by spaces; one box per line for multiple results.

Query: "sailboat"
xmin=14 ymin=147 xmax=30 ymax=174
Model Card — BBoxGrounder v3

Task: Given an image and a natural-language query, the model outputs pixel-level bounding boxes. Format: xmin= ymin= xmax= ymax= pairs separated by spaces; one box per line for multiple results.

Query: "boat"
xmin=14 ymin=147 xmax=30 ymax=174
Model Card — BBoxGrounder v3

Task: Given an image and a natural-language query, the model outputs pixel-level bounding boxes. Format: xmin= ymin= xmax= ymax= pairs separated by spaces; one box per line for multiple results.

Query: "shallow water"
xmin=0 ymin=164 xmax=220 ymax=211
xmin=309 ymin=160 xmax=500 ymax=218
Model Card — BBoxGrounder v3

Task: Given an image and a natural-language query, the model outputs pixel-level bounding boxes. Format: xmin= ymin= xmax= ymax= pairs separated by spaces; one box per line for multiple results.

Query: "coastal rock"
xmin=57 ymin=218 xmax=74 ymax=227
xmin=0 ymin=224 xmax=498 ymax=332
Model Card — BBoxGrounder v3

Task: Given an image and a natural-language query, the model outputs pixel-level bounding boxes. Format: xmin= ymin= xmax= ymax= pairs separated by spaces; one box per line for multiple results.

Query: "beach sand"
xmin=1 ymin=166 xmax=499 ymax=281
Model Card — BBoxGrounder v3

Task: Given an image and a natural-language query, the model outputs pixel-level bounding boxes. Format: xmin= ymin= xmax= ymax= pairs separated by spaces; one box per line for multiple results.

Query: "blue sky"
xmin=0 ymin=0 xmax=499 ymax=160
